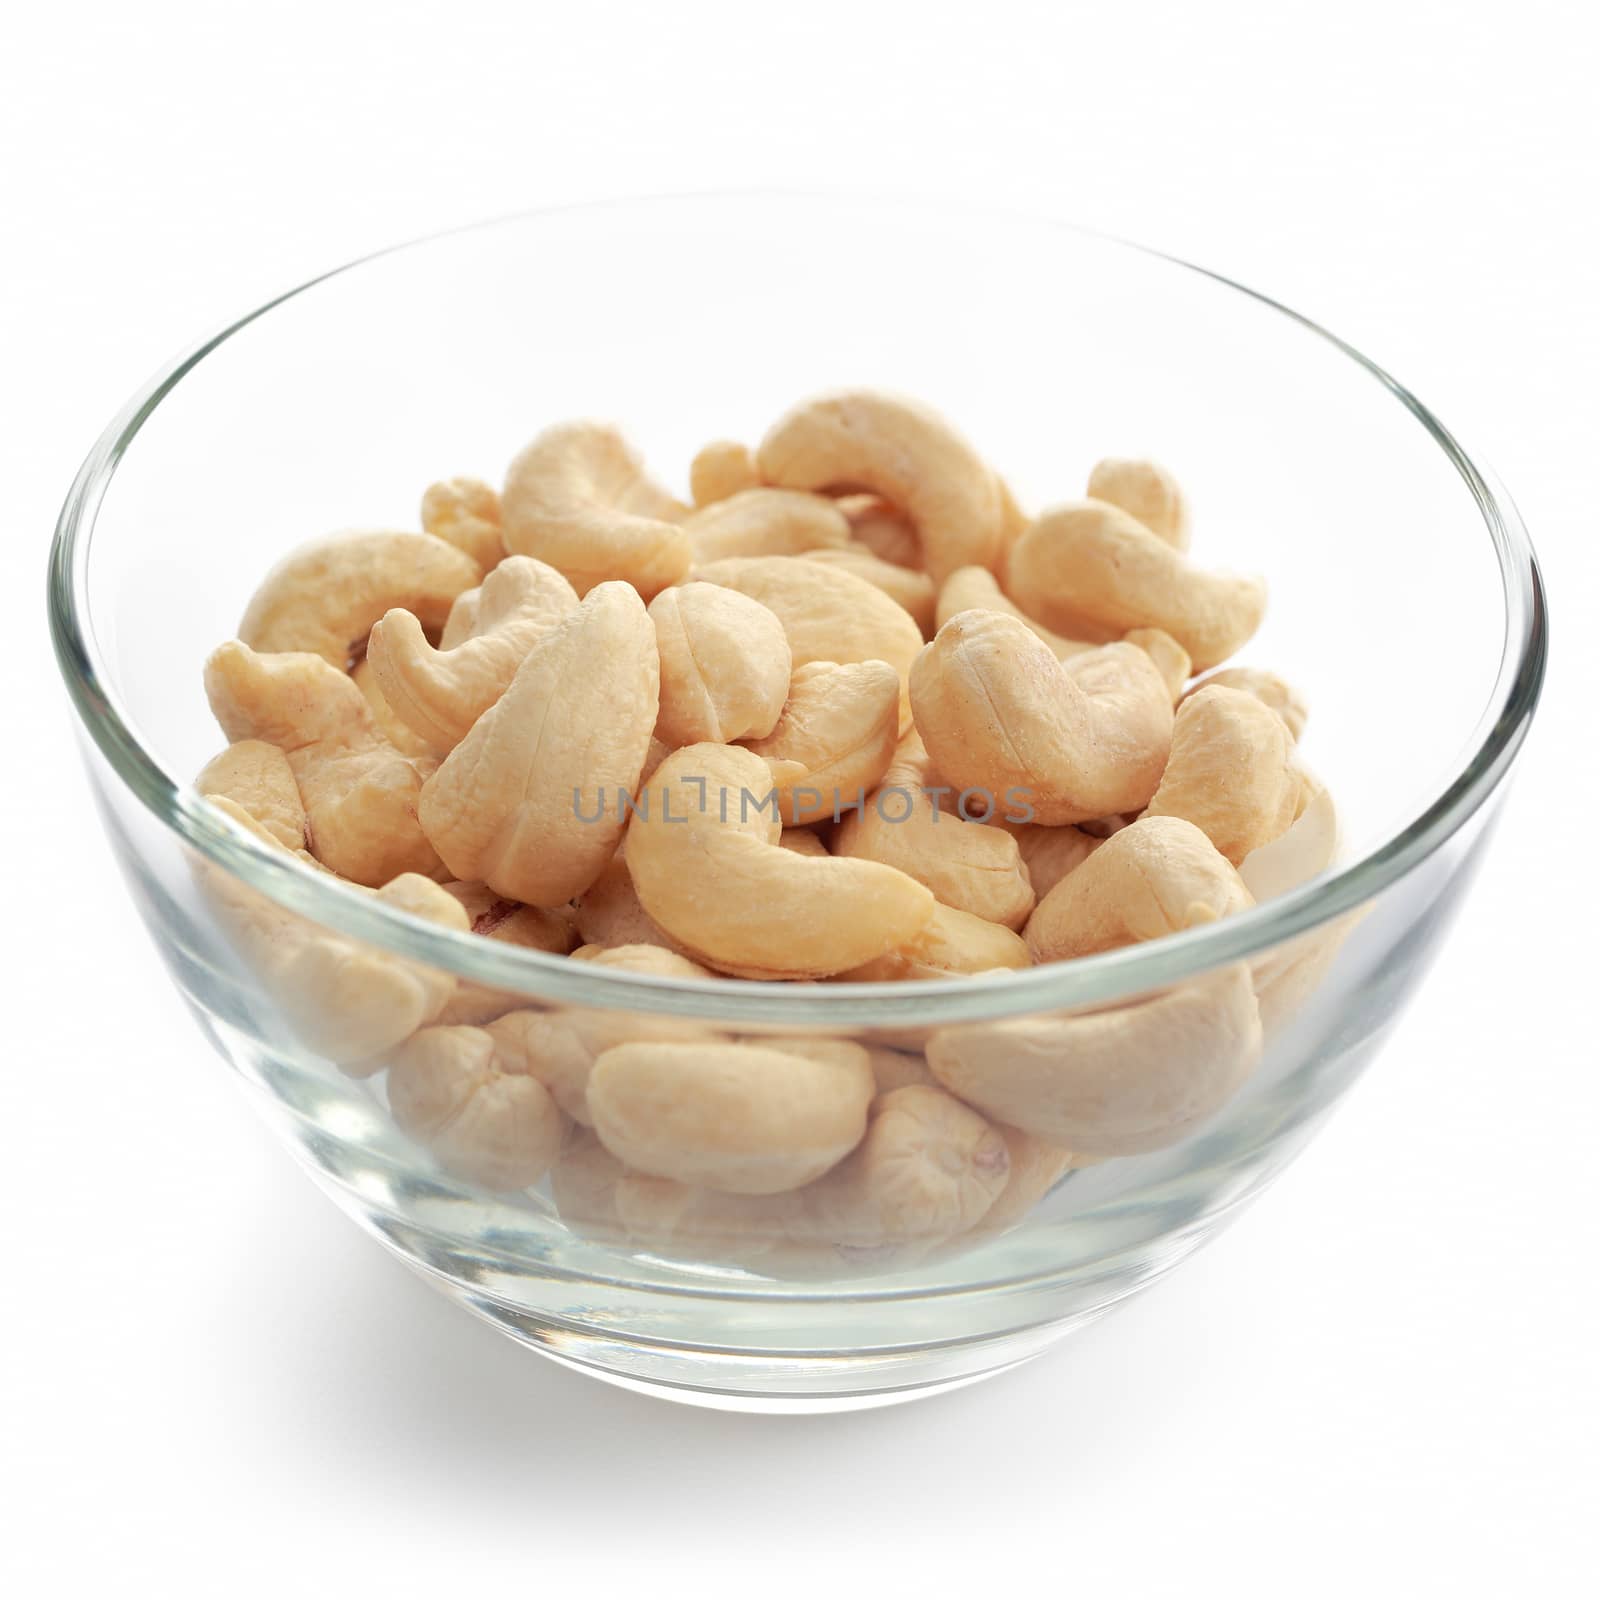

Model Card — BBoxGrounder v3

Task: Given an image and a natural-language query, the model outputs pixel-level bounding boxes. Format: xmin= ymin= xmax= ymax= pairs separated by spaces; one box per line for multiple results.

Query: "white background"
xmin=4 ymin=3 xmax=1596 ymax=1593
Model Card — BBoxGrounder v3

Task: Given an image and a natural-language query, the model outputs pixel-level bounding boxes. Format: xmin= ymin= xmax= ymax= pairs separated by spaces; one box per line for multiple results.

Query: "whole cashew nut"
xmin=238 ymin=531 xmax=481 ymax=667
xmin=196 ymin=739 xmax=306 ymax=851
xmin=421 ymin=476 xmax=506 ymax=570
xmin=1025 ymin=815 xmax=1253 ymax=964
xmin=366 ymin=555 xmax=580 ymax=756
xmin=694 ymin=555 xmax=924 ymax=731
xmin=926 ymin=964 xmax=1263 ymax=1156
xmin=501 ymin=421 xmax=691 ymax=598
xmin=204 ymin=641 xmax=441 ymax=885
xmin=688 ymin=439 xmax=760 ymax=507
xmin=910 ymin=613 xmax=1175 ymax=826
xmin=588 ymin=1038 xmax=875 ymax=1194
xmin=756 ymin=390 xmax=1004 ymax=583
xmin=1086 ymin=458 xmax=1190 ymax=550
xmin=648 ymin=581 xmax=792 ymax=747
xmin=386 ymin=1023 xmax=566 ymax=1191
xmin=1007 ymin=500 xmax=1266 ymax=671
xmin=626 ymin=742 xmax=936 ymax=978
xmin=1143 ymin=684 xmax=1301 ymax=865
xmin=683 ymin=487 xmax=851 ymax=562
xmin=419 ymin=581 xmax=660 ymax=906
xmin=831 ymin=730 xmax=1036 ymax=929
xmin=741 ymin=659 xmax=901 ymax=825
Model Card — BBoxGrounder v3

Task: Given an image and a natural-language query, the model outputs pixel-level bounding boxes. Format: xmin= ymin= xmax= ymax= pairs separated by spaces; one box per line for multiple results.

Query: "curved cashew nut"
xmin=837 ymin=901 xmax=1032 ymax=981
xmin=588 ymin=1038 xmax=875 ymax=1194
xmin=1025 ymin=815 xmax=1253 ymax=964
xmin=694 ymin=555 xmax=924 ymax=731
xmin=757 ymin=390 xmax=1004 ymax=584
xmin=649 ymin=582 xmax=792 ymax=747
xmin=838 ymin=494 xmax=920 ymax=570
xmin=1007 ymin=501 xmax=1266 ymax=671
xmin=910 ymin=612 xmax=1175 ymax=826
xmin=489 ymin=944 xmax=720 ymax=1125
xmin=831 ymin=730 xmax=1036 ymax=929
xmin=626 ymin=742 xmax=936 ymax=978
xmin=366 ymin=555 xmax=580 ymax=756
xmin=1143 ymin=685 xmax=1301 ymax=864
xmin=501 ymin=420 xmax=691 ymax=598
xmin=196 ymin=739 xmax=306 ymax=851
xmin=742 ymin=659 xmax=900 ymax=825
xmin=419 ymin=581 xmax=659 ymax=906
xmin=351 ymin=657 xmax=434 ymax=759
xmin=688 ymin=439 xmax=760 ymax=507
xmin=204 ymin=641 xmax=441 ymax=885
xmin=801 ymin=1085 xmax=1011 ymax=1246
xmin=927 ymin=964 xmax=1263 ymax=1156
xmin=1184 ymin=665 xmax=1308 ymax=742
xmin=936 ymin=566 xmax=1096 ymax=660
xmin=238 ymin=531 xmax=480 ymax=667
xmin=386 ymin=1023 xmax=566 ymax=1191
xmin=196 ymin=814 xmax=468 ymax=1064
xmin=683 ymin=487 xmax=851 ymax=562
xmin=1086 ymin=458 xmax=1190 ymax=550
xmin=802 ymin=545 xmax=937 ymax=636
xmin=421 ymin=476 xmax=506 ymax=570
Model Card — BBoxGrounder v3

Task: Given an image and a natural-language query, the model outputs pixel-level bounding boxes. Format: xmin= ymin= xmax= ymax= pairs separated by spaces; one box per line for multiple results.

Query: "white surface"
xmin=3 ymin=4 xmax=1596 ymax=1593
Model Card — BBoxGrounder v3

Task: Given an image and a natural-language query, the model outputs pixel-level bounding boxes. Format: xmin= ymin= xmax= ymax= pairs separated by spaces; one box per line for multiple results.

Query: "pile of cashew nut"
xmin=196 ymin=389 xmax=1346 ymax=1269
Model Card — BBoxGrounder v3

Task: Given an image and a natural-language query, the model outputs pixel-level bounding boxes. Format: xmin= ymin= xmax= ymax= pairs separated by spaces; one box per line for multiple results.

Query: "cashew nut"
xmin=1143 ymin=684 xmax=1301 ymax=865
xmin=588 ymin=1038 xmax=875 ymax=1194
xmin=986 ymin=819 xmax=1099 ymax=901
xmin=626 ymin=742 xmax=936 ymax=978
xmin=1086 ymin=458 xmax=1189 ymax=550
xmin=974 ymin=1124 xmax=1078 ymax=1235
xmin=419 ymin=582 xmax=659 ymax=906
xmin=688 ymin=439 xmax=759 ymax=507
xmin=1025 ymin=815 xmax=1253 ymax=964
xmin=351 ymin=657 xmax=435 ymax=759
xmin=204 ymin=641 xmax=441 ymax=885
xmin=501 ymin=421 xmax=691 ymax=598
xmin=935 ymin=566 xmax=1096 ymax=660
xmin=694 ymin=555 xmax=924 ymax=731
xmin=927 ymin=964 xmax=1263 ymax=1155
xmin=648 ymin=581 xmax=791 ymax=747
xmin=421 ymin=476 xmax=506 ymax=570
xmin=366 ymin=555 xmax=580 ymax=756
xmin=1007 ymin=501 xmax=1266 ymax=671
xmin=1123 ymin=627 xmax=1192 ymax=702
xmin=683 ymin=487 xmax=850 ymax=562
xmin=196 ymin=740 xmax=306 ymax=851
xmin=756 ymin=390 xmax=1004 ymax=583
xmin=238 ymin=531 xmax=481 ymax=667
xmin=741 ymin=659 xmax=900 ymax=825
xmin=838 ymin=902 xmax=1031 ymax=982
xmin=831 ymin=730 xmax=1036 ymax=929
xmin=910 ymin=613 xmax=1175 ymax=826
xmin=1239 ymin=777 xmax=1340 ymax=902
xmin=488 ymin=944 xmax=719 ymax=1125
xmin=1183 ymin=665 xmax=1308 ymax=742
xmin=386 ymin=1023 xmax=566 ymax=1191
xmin=802 ymin=545 xmax=937 ymax=636
xmin=865 ymin=1045 xmax=936 ymax=1094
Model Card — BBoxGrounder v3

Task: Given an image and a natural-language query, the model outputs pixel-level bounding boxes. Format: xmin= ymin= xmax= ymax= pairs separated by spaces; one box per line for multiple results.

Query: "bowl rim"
xmin=47 ymin=192 xmax=1549 ymax=1026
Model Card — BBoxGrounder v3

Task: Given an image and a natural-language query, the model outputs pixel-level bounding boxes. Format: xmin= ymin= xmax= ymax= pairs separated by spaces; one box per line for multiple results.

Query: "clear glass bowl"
xmin=49 ymin=195 xmax=1547 ymax=1411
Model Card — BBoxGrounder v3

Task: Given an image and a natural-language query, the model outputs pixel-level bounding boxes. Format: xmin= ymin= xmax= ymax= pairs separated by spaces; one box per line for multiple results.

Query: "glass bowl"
xmin=49 ymin=195 xmax=1547 ymax=1412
